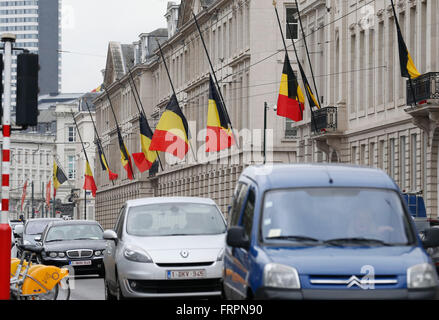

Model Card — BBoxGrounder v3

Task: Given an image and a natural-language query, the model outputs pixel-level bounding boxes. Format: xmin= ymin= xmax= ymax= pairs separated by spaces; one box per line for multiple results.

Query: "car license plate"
xmin=166 ymin=269 xmax=206 ymax=279
xmin=69 ymin=260 xmax=92 ymax=266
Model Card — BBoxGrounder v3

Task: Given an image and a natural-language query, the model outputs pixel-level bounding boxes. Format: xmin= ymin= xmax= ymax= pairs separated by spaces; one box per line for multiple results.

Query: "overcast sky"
xmin=61 ymin=0 xmax=173 ymax=93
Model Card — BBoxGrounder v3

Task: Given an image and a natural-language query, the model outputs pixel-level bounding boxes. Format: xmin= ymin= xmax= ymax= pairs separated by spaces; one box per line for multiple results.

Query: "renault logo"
xmin=180 ymin=250 xmax=189 ymax=258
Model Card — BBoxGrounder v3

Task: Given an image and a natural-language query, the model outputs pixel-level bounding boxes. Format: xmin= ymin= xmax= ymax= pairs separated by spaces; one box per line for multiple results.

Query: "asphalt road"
xmin=69 ymin=275 xmax=105 ymax=300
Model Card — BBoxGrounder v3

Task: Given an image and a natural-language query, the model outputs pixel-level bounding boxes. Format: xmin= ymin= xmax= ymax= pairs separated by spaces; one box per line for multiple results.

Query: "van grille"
xmin=309 ymin=275 xmax=398 ymax=288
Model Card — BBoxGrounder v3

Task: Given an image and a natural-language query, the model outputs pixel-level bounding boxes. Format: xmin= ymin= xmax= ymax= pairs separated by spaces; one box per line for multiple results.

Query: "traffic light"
xmin=16 ymin=53 xmax=39 ymax=127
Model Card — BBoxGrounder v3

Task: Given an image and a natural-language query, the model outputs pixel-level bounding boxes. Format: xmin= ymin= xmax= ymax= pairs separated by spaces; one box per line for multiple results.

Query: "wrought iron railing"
xmin=407 ymin=72 xmax=439 ymax=105
xmin=311 ymin=106 xmax=338 ymax=133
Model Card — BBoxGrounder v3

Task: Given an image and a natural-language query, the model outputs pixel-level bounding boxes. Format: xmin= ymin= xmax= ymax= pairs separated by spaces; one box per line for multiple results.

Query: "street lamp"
xmin=264 ymin=102 xmax=277 ymax=164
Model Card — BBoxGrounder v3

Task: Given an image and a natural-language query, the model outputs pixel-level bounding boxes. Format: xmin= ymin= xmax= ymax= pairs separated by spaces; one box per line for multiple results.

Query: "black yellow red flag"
xmin=277 ymin=53 xmax=305 ymax=122
xmin=149 ymin=94 xmax=190 ymax=160
xmin=133 ymin=113 xmax=158 ymax=172
xmin=390 ymin=0 xmax=420 ymax=79
xmin=117 ymin=129 xmax=134 ymax=180
xmin=206 ymin=75 xmax=235 ymax=152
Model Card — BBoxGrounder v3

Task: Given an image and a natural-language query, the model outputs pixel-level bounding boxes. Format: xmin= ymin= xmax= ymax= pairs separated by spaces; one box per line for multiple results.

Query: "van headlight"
xmin=263 ymin=263 xmax=301 ymax=289
xmin=407 ymin=263 xmax=438 ymax=289
xmin=123 ymin=245 xmax=153 ymax=263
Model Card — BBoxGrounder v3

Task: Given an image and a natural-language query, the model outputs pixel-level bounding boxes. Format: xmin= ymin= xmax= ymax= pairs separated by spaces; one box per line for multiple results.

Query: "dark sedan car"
xmin=37 ymin=220 xmax=106 ymax=277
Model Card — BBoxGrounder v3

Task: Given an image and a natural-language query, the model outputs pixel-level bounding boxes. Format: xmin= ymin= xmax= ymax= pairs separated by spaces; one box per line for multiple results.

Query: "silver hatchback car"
xmin=103 ymin=197 xmax=227 ymax=299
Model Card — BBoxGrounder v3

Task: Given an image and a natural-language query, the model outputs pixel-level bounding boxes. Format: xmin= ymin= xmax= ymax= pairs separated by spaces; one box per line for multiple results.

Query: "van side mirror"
xmin=103 ymin=230 xmax=118 ymax=243
xmin=227 ymin=226 xmax=250 ymax=250
xmin=422 ymin=228 xmax=439 ymax=248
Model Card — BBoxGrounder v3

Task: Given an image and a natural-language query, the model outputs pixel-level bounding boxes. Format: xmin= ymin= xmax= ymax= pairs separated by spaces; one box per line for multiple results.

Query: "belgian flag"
xmin=391 ymin=0 xmax=420 ymax=79
xmin=97 ymin=143 xmax=118 ymax=181
xmin=117 ymin=130 xmax=134 ymax=180
xmin=298 ymin=63 xmax=320 ymax=110
xmin=277 ymin=53 xmax=305 ymax=122
xmin=149 ymin=94 xmax=190 ymax=160
xmin=132 ymin=113 xmax=158 ymax=172
xmin=53 ymin=160 xmax=67 ymax=197
xmin=206 ymin=75 xmax=235 ymax=152
xmin=83 ymin=161 xmax=97 ymax=197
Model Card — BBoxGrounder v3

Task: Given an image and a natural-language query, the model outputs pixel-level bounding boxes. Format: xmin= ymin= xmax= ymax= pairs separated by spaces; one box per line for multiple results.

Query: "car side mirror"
xmin=34 ymin=235 xmax=41 ymax=242
xmin=422 ymin=228 xmax=439 ymax=248
xmin=14 ymin=225 xmax=24 ymax=238
xmin=226 ymin=226 xmax=250 ymax=250
xmin=103 ymin=230 xmax=118 ymax=243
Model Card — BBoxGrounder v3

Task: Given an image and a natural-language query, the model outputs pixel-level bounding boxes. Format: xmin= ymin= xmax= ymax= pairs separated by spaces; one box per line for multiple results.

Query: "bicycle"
xmin=10 ymin=244 xmax=71 ymax=300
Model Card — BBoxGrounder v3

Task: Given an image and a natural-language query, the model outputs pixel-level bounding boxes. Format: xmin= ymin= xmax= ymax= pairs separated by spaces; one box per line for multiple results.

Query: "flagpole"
xmin=126 ymin=68 xmax=164 ymax=171
xmin=102 ymin=84 xmax=136 ymax=178
xmin=83 ymin=100 xmax=116 ymax=186
xmin=156 ymin=40 xmax=198 ymax=162
xmin=191 ymin=13 xmax=240 ymax=149
xmin=294 ymin=0 xmax=322 ymax=110
xmin=390 ymin=0 xmax=417 ymax=107
xmin=273 ymin=3 xmax=318 ymax=132
xmin=69 ymin=108 xmax=93 ymax=217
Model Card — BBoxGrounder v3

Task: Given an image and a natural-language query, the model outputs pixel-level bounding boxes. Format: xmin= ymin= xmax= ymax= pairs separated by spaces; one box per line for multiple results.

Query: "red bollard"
xmin=0 ymin=224 xmax=11 ymax=300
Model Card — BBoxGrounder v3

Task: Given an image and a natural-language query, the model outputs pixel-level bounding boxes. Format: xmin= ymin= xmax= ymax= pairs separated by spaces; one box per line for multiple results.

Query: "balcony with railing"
xmin=405 ymin=72 xmax=439 ymax=136
xmin=311 ymin=106 xmax=338 ymax=134
xmin=406 ymin=72 xmax=439 ymax=106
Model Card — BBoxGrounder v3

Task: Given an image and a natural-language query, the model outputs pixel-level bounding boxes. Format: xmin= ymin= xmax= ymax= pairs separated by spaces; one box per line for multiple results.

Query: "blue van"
xmin=223 ymin=164 xmax=439 ymax=299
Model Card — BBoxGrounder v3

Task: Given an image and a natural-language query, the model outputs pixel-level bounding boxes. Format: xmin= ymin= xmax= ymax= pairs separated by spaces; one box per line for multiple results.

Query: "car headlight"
xmin=123 ymin=245 xmax=153 ymax=263
xmin=217 ymin=248 xmax=225 ymax=262
xmin=263 ymin=263 xmax=301 ymax=289
xmin=58 ymin=252 xmax=66 ymax=258
xmin=407 ymin=263 xmax=438 ymax=289
xmin=94 ymin=250 xmax=102 ymax=256
xmin=49 ymin=252 xmax=57 ymax=258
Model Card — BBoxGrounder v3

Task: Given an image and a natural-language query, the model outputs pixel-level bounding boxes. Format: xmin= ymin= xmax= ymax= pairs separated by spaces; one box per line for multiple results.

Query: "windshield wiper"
xmin=45 ymin=239 xmax=65 ymax=243
xmin=265 ymin=235 xmax=322 ymax=243
xmin=323 ymin=237 xmax=393 ymax=246
xmin=74 ymin=237 xmax=99 ymax=240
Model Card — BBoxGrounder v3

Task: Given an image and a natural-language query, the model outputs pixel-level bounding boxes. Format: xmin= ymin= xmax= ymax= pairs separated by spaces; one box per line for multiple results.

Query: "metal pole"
xmin=0 ymin=33 xmax=15 ymax=300
xmin=84 ymin=190 xmax=86 ymax=220
xmin=42 ymin=182 xmax=45 ymax=218
xmin=31 ymin=181 xmax=34 ymax=219
xmin=264 ymin=102 xmax=267 ymax=164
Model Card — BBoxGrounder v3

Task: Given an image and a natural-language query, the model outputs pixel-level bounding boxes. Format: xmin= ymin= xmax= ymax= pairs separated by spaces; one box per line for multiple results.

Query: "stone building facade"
xmin=292 ymin=0 xmax=439 ymax=218
xmin=94 ymin=0 xmax=439 ymax=229
xmin=94 ymin=0 xmax=302 ymax=229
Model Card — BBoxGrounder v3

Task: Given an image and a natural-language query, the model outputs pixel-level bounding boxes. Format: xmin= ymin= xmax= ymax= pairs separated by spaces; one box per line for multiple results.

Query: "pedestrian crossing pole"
xmin=0 ymin=33 xmax=16 ymax=300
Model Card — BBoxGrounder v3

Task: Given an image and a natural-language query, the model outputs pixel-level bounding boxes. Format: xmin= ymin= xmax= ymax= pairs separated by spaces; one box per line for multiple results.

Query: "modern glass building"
xmin=0 ymin=0 xmax=62 ymax=116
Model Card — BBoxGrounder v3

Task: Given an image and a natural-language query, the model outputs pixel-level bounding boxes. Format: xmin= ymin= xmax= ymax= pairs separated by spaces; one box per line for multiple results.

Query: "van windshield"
xmin=126 ymin=203 xmax=226 ymax=236
xmin=262 ymin=188 xmax=413 ymax=246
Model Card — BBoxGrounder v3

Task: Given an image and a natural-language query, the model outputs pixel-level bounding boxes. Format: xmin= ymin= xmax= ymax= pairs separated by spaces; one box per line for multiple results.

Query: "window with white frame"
xmin=389 ymin=138 xmax=395 ymax=178
xmin=411 ymin=134 xmax=417 ymax=191
xmin=68 ymin=126 xmax=76 ymax=142
xmin=286 ymin=7 xmax=298 ymax=40
xmin=400 ymin=136 xmax=406 ymax=190
xmin=67 ymin=156 xmax=76 ymax=179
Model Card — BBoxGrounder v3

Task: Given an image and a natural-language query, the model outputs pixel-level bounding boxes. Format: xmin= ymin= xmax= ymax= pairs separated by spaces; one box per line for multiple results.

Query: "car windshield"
xmin=25 ymin=220 xmax=55 ymax=235
xmin=262 ymin=188 xmax=412 ymax=246
xmin=45 ymin=224 xmax=103 ymax=242
xmin=126 ymin=203 xmax=226 ymax=236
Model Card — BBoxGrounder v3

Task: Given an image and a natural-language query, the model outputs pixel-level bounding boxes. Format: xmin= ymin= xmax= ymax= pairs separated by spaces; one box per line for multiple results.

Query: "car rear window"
xmin=25 ymin=220 xmax=56 ymax=235
xmin=126 ymin=203 xmax=226 ymax=236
